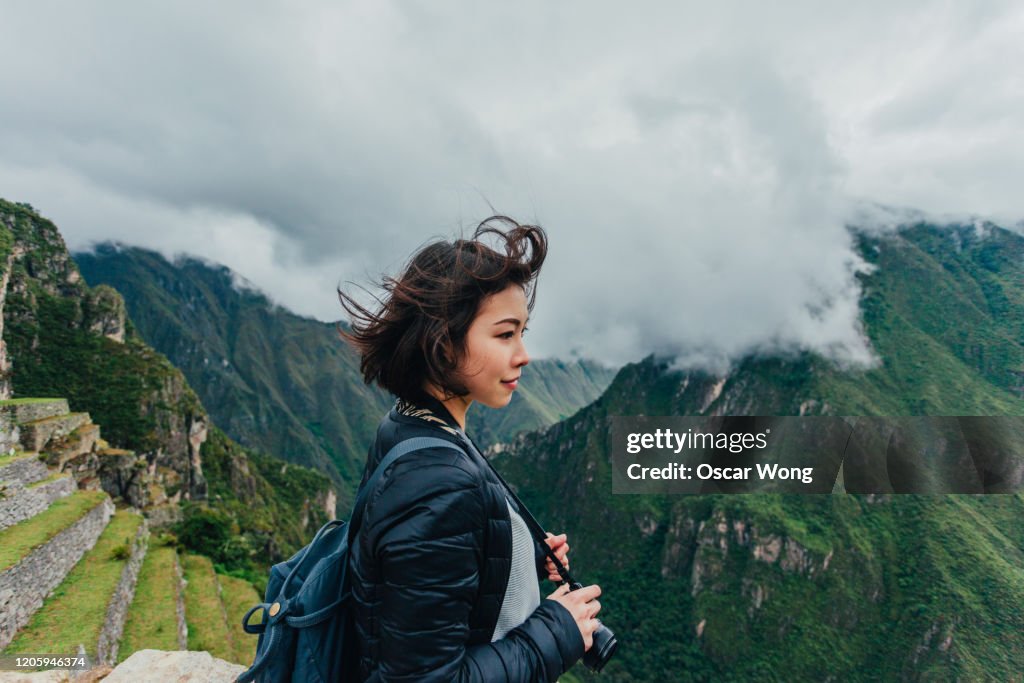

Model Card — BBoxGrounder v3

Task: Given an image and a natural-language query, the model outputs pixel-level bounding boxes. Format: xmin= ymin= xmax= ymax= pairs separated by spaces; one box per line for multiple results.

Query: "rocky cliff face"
xmin=0 ymin=200 xmax=207 ymax=501
xmin=0 ymin=227 xmax=15 ymax=400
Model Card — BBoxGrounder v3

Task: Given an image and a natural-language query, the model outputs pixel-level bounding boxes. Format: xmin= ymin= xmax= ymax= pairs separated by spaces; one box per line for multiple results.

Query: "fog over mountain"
xmin=2 ymin=2 xmax=1022 ymax=369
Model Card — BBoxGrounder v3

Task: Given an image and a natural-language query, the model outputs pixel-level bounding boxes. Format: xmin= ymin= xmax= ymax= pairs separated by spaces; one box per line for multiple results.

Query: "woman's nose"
xmin=515 ymin=340 xmax=530 ymax=367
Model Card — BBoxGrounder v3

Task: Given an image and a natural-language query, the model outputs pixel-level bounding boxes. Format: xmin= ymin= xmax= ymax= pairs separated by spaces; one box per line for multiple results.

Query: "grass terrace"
xmin=96 ymin=448 xmax=134 ymax=457
xmin=26 ymin=471 xmax=71 ymax=489
xmin=0 ymin=490 xmax=108 ymax=573
xmin=3 ymin=511 xmax=143 ymax=655
xmin=22 ymin=412 xmax=87 ymax=426
xmin=182 ymin=554 xmax=235 ymax=662
xmin=0 ymin=398 xmax=64 ymax=405
xmin=118 ymin=546 xmax=181 ymax=661
xmin=218 ymin=573 xmax=261 ymax=665
xmin=0 ymin=451 xmax=37 ymax=470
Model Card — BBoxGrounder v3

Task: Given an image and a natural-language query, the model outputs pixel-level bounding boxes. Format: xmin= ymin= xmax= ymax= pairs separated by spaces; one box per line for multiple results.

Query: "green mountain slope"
xmin=74 ymin=244 xmax=616 ymax=503
xmin=73 ymin=245 xmax=388 ymax=499
xmin=0 ymin=198 xmax=332 ymax=581
xmin=495 ymin=222 xmax=1024 ymax=681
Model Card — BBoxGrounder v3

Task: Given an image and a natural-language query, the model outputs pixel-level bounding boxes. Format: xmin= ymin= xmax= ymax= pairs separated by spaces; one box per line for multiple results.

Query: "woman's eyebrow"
xmin=493 ymin=317 xmax=528 ymax=327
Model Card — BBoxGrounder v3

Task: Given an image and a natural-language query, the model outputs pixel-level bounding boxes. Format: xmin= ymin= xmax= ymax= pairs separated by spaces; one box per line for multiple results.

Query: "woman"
xmin=338 ymin=216 xmax=602 ymax=682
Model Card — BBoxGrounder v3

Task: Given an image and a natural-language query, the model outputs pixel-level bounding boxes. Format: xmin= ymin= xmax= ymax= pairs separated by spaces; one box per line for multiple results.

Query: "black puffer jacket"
xmin=350 ymin=395 xmax=585 ymax=682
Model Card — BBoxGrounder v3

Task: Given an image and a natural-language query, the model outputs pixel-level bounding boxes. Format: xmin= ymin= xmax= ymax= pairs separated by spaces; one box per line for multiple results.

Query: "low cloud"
xmin=1 ymin=1 xmax=1021 ymax=368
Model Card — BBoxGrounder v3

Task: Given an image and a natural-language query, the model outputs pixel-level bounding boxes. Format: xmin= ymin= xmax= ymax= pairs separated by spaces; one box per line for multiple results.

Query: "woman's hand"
xmin=543 ymin=532 xmax=569 ymax=581
xmin=546 ymin=583 xmax=602 ymax=651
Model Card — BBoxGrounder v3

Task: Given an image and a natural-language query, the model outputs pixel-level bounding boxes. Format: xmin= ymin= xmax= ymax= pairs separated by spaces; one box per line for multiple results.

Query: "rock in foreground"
xmin=0 ymin=650 xmax=244 ymax=683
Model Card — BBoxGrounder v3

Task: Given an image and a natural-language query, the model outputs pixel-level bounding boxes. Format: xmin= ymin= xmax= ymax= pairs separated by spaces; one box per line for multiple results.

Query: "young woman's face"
xmin=457 ymin=284 xmax=530 ymax=409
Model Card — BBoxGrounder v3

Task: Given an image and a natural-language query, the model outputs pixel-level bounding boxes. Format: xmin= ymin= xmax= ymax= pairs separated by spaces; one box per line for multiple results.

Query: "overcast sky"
xmin=2 ymin=1 xmax=1022 ymax=369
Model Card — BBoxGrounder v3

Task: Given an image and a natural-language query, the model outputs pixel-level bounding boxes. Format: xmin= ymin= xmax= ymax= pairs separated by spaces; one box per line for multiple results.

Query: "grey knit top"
xmin=491 ymin=499 xmax=542 ymax=641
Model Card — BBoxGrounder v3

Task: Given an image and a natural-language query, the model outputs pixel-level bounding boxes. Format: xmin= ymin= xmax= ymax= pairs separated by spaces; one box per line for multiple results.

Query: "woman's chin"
xmin=481 ymin=394 xmax=514 ymax=410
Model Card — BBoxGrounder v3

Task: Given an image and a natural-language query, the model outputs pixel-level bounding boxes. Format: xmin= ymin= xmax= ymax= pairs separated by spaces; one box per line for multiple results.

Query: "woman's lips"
xmin=501 ymin=378 xmax=519 ymax=390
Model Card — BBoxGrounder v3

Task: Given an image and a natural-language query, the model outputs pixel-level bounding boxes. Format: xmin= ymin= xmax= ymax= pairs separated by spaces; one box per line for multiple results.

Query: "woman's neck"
xmin=423 ymin=384 xmax=472 ymax=431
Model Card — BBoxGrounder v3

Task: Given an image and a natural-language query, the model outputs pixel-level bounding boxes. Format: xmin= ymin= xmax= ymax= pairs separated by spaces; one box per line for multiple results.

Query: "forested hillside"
xmin=497 ymin=222 xmax=1024 ymax=681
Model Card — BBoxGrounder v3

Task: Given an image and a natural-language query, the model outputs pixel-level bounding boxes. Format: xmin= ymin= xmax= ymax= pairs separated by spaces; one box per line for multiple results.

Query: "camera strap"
xmin=454 ymin=429 xmax=578 ymax=586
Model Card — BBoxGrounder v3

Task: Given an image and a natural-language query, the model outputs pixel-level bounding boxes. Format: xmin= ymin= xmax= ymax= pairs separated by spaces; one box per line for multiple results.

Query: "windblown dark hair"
xmin=337 ymin=216 xmax=547 ymax=403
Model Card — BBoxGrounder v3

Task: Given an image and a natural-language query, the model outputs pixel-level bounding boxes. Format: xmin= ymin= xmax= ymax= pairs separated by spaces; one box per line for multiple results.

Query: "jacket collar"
xmin=393 ymin=393 xmax=462 ymax=437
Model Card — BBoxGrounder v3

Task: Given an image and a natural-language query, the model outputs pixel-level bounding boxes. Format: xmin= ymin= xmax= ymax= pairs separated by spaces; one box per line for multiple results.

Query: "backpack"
xmin=235 ymin=436 xmax=461 ymax=683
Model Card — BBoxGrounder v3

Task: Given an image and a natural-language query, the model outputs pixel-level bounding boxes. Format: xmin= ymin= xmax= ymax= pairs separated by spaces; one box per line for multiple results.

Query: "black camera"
xmin=568 ymin=581 xmax=618 ymax=672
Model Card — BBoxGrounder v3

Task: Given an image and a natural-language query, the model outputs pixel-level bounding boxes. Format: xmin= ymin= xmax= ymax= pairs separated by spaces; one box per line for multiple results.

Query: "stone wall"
xmin=0 ymin=413 xmax=18 ymax=457
xmin=0 ymin=474 xmax=75 ymax=532
xmin=174 ymin=551 xmax=188 ymax=650
xmin=0 ymin=454 xmax=48 ymax=487
xmin=97 ymin=516 xmax=149 ymax=665
xmin=0 ymin=496 xmax=114 ymax=650
xmin=19 ymin=413 xmax=89 ymax=453
xmin=0 ymin=399 xmax=70 ymax=426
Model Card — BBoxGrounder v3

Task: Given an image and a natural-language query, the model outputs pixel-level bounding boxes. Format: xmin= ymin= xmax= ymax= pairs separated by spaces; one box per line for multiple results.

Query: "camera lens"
xmin=582 ymin=621 xmax=618 ymax=672
xmin=566 ymin=583 xmax=617 ymax=672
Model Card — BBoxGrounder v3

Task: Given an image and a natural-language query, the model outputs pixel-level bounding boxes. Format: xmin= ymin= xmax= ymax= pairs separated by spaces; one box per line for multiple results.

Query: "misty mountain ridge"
xmin=652 ymin=217 xmax=1024 ymax=411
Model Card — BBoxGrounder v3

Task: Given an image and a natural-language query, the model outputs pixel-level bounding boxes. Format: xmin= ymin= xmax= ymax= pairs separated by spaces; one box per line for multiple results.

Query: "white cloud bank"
xmin=1 ymin=1 xmax=1021 ymax=368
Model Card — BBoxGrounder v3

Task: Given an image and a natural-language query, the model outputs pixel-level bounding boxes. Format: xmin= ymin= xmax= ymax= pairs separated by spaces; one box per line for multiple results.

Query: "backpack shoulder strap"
xmin=348 ymin=436 xmax=462 ymax=538
xmin=452 ymin=429 xmax=579 ymax=586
